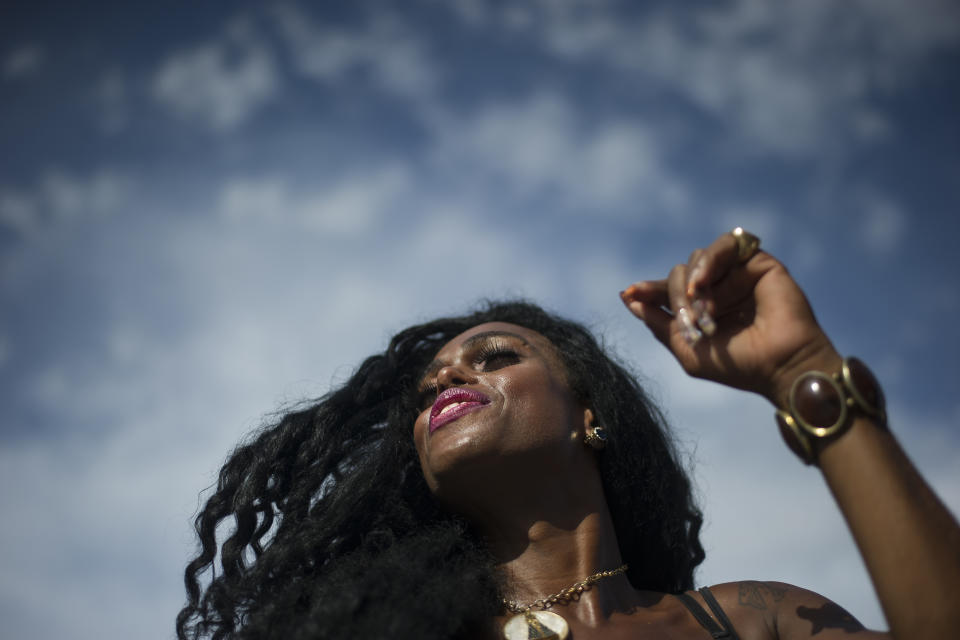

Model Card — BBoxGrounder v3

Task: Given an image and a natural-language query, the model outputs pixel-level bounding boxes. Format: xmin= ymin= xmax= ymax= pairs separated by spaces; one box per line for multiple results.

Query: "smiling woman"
xmin=177 ymin=232 xmax=960 ymax=640
xmin=176 ymin=303 xmax=704 ymax=639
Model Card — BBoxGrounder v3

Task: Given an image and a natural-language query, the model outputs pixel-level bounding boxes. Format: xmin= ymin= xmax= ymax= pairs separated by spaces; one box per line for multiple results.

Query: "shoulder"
xmin=693 ymin=581 xmax=889 ymax=640
xmin=681 ymin=581 xmax=778 ymax=639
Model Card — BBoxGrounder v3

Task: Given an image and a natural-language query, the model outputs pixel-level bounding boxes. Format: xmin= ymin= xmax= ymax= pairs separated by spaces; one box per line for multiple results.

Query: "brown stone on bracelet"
xmin=777 ymin=357 xmax=886 ymax=464
xmin=775 ymin=410 xmax=815 ymax=465
xmin=843 ymin=357 xmax=885 ymax=418
xmin=792 ymin=371 xmax=848 ymax=437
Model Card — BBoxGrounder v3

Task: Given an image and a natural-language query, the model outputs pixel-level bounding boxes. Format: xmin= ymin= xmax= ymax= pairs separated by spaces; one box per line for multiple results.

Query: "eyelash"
xmin=416 ymin=343 xmax=521 ymax=410
xmin=474 ymin=343 xmax=521 ymax=370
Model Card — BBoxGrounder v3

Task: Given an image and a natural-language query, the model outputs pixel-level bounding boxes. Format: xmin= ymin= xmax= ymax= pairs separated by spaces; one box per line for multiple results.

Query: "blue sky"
xmin=1 ymin=1 xmax=959 ymax=637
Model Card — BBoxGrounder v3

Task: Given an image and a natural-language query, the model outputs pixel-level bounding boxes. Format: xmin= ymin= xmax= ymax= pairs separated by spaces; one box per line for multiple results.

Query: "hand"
xmin=620 ymin=231 xmax=841 ymax=408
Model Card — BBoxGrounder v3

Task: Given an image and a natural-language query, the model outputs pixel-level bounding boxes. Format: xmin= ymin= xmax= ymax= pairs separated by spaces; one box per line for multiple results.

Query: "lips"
xmin=429 ymin=387 xmax=491 ymax=433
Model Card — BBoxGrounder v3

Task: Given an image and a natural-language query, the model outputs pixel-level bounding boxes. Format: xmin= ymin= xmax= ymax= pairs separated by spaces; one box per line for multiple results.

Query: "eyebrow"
xmin=419 ymin=331 xmax=533 ymax=385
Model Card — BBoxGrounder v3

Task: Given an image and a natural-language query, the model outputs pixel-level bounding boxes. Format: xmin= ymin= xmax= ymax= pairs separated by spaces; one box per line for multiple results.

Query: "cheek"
xmin=412 ymin=411 xmax=428 ymax=451
xmin=412 ymin=412 xmax=441 ymax=491
xmin=413 ymin=411 xmax=437 ymax=462
xmin=501 ymin=374 xmax=578 ymax=430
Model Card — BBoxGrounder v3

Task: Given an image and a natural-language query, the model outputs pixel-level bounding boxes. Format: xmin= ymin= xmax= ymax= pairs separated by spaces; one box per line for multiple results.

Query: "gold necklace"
xmin=501 ymin=564 xmax=628 ymax=640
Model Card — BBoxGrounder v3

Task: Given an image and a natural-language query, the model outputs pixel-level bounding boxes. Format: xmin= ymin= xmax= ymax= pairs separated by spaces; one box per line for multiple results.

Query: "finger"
xmin=626 ymin=301 xmax=673 ymax=346
xmin=708 ymin=251 xmax=778 ymax=317
xmin=687 ymin=248 xmax=705 ymax=273
xmin=621 ymin=279 xmax=669 ymax=307
xmin=686 ymin=229 xmax=760 ymax=298
xmin=667 ymin=263 xmax=702 ymax=345
xmin=678 ymin=247 xmax=720 ymax=334
xmin=691 ymin=295 xmax=717 ymax=336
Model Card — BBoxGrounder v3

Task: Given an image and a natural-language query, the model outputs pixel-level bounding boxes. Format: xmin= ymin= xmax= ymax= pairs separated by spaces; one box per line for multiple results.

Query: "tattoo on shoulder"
xmin=796 ymin=602 xmax=865 ymax=635
xmin=737 ymin=581 xmax=787 ymax=610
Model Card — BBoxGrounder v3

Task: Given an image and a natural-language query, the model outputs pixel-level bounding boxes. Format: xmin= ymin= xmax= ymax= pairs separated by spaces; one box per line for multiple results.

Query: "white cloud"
xmin=447 ymin=0 xmax=489 ymax=28
xmin=469 ymin=0 xmax=960 ymax=156
xmin=851 ymin=109 xmax=893 ymax=143
xmin=502 ymin=6 xmax=535 ymax=31
xmin=217 ymin=164 xmax=411 ymax=234
xmin=274 ymin=5 xmax=439 ymax=104
xmin=152 ymin=18 xmax=279 ymax=131
xmin=428 ymin=93 xmax=689 ymax=215
xmin=856 ymin=191 xmax=905 ymax=255
xmin=0 ymin=170 xmax=131 ymax=236
xmin=402 ymin=201 xmax=562 ymax=303
xmin=41 ymin=170 xmax=131 ymax=221
xmin=2 ymin=44 xmax=44 ymax=79
xmin=844 ymin=0 xmax=960 ymax=80
xmin=0 ymin=188 xmax=39 ymax=236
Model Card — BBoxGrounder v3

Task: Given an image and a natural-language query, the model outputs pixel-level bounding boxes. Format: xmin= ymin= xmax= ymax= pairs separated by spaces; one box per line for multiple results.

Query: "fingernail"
xmin=691 ymin=298 xmax=716 ymax=336
xmin=629 ymin=300 xmax=645 ymax=319
xmin=687 ymin=259 xmax=706 ymax=298
xmin=698 ymin=310 xmax=716 ymax=336
xmin=690 ymin=264 xmax=704 ymax=284
xmin=677 ymin=307 xmax=702 ymax=345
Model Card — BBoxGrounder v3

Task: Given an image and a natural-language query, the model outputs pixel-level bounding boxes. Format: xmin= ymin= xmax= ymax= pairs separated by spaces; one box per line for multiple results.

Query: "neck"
xmin=471 ymin=468 xmax=640 ymax=626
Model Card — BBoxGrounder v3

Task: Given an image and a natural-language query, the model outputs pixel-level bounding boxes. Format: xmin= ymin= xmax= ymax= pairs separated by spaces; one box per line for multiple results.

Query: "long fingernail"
xmin=691 ymin=298 xmax=716 ymax=336
xmin=677 ymin=307 xmax=702 ymax=345
xmin=687 ymin=259 xmax=706 ymax=297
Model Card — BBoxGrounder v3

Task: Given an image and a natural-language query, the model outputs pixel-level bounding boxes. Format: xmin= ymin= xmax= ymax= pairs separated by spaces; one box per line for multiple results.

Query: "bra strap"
xmin=673 ymin=591 xmax=729 ymax=638
xmin=698 ymin=587 xmax=742 ymax=640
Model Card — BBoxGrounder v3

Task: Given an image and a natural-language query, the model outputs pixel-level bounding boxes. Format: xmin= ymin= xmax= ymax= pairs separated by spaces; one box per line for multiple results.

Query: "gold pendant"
xmin=502 ymin=610 xmax=569 ymax=640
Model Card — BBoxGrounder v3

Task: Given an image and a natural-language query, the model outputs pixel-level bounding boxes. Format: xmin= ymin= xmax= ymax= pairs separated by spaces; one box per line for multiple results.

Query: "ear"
xmin=582 ymin=407 xmax=596 ymax=432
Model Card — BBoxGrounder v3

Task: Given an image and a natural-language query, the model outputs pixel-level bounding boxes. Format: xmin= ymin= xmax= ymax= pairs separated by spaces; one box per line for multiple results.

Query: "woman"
xmin=177 ymin=230 xmax=960 ymax=639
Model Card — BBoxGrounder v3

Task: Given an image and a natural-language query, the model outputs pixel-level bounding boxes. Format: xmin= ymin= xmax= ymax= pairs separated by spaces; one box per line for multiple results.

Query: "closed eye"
xmin=474 ymin=343 xmax=521 ymax=371
xmin=416 ymin=338 xmax=523 ymax=412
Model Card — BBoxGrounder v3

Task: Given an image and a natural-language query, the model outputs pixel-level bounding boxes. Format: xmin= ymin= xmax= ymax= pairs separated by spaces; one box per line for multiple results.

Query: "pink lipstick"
xmin=429 ymin=387 xmax=491 ymax=433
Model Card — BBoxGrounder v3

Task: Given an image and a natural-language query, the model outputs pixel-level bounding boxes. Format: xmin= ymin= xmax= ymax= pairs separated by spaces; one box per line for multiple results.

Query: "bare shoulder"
xmin=698 ymin=581 xmax=890 ymax=640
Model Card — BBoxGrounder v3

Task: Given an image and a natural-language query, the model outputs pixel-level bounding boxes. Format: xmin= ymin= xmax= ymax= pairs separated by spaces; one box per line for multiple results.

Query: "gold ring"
xmin=730 ymin=227 xmax=760 ymax=262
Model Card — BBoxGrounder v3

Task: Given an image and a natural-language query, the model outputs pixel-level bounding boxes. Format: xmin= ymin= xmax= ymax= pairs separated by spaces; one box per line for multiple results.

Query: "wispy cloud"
xmin=2 ymin=44 xmax=44 ymax=79
xmin=217 ymin=165 xmax=412 ymax=234
xmin=152 ymin=17 xmax=280 ymax=131
xmin=427 ymin=93 xmax=690 ymax=215
xmin=854 ymin=191 xmax=906 ymax=256
xmin=274 ymin=4 xmax=440 ymax=105
xmin=448 ymin=0 xmax=960 ymax=156
xmin=0 ymin=170 xmax=132 ymax=238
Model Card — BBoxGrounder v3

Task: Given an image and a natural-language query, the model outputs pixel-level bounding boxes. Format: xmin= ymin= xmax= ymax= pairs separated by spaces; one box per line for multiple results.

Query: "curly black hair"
xmin=177 ymin=301 xmax=705 ymax=639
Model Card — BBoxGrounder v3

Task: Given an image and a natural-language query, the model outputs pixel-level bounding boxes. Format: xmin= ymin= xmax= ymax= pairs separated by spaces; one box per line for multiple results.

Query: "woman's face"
xmin=412 ymin=321 xmax=594 ymax=499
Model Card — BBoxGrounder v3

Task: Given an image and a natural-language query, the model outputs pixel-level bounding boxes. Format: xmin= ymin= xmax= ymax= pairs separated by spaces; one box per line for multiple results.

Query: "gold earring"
xmin=584 ymin=426 xmax=608 ymax=450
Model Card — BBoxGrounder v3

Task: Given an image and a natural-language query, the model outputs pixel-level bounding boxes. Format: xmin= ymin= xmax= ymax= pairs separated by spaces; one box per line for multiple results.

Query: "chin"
xmin=420 ymin=423 xmax=504 ymax=493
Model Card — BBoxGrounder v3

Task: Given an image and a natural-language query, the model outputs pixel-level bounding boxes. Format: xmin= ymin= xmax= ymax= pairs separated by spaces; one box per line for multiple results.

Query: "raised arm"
xmin=619 ymin=230 xmax=960 ymax=640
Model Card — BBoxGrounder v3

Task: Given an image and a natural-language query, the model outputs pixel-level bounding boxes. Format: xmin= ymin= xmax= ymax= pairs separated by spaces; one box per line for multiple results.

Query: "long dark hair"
xmin=177 ymin=301 xmax=704 ymax=639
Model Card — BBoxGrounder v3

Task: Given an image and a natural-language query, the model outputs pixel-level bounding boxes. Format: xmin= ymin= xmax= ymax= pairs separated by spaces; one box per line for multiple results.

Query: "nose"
xmin=435 ymin=363 xmax=477 ymax=391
